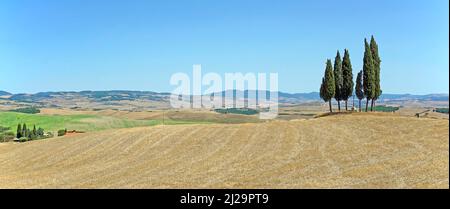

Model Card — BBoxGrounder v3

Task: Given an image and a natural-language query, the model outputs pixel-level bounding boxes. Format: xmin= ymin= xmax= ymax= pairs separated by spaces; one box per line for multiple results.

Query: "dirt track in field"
xmin=0 ymin=113 xmax=448 ymax=188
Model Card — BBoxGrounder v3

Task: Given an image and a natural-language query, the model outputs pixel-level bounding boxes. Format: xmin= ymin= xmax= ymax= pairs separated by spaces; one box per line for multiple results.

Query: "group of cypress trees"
xmin=320 ymin=49 xmax=354 ymax=112
xmin=321 ymin=36 xmax=381 ymax=112
xmin=16 ymin=123 xmax=45 ymax=141
xmin=361 ymin=36 xmax=382 ymax=112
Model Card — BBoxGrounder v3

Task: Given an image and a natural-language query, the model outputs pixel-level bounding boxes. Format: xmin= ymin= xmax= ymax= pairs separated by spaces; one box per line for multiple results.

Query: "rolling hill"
xmin=0 ymin=113 xmax=447 ymax=188
xmin=0 ymin=91 xmax=12 ymax=96
xmin=1 ymin=90 xmax=448 ymax=111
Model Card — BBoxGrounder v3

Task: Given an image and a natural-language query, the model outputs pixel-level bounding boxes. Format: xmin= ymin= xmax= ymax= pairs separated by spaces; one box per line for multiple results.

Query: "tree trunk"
xmin=373 ymin=99 xmax=376 ymax=111
xmin=345 ymin=100 xmax=348 ymax=111
xmin=365 ymin=99 xmax=369 ymax=112
xmin=337 ymin=100 xmax=341 ymax=112
xmin=370 ymin=99 xmax=374 ymax=112
xmin=352 ymin=96 xmax=355 ymax=111
xmin=359 ymin=99 xmax=362 ymax=112
xmin=329 ymin=100 xmax=332 ymax=113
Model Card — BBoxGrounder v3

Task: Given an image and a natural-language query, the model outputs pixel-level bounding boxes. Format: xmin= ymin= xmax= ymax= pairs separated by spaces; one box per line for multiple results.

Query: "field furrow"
xmin=0 ymin=114 xmax=448 ymax=188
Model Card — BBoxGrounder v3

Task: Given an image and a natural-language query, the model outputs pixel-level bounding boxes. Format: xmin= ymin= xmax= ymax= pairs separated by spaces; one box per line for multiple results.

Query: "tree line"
xmin=320 ymin=36 xmax=381 ymax=112
xmin=16 ymin=123 xmax=49 ymax=142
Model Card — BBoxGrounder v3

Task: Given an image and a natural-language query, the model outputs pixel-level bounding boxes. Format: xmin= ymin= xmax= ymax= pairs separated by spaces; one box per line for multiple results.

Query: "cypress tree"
xmin=333 ymin=50 xmax=343 ymax=111
xmin=22 ymin=123 xmax=27 ymax=139
xmin=363 ymin=38 xmax=375 ymax=111
xmin=370 ymin=35 xmax=381 ymax=111
xmin=27 ymin=128 xmax=31 ymax=139
xmin=320 ymin=59 xmax=335 ymax=112
xmin=355 ymin=70 xmax=364 ymax=112
xmin=31 ymin=125 xmax=37 ymax=140
xmin=17 ymin=124 xmax=22 ymax=138
xmin=320 ymin=77 xmax=325 ymax=106
xmin=342 ymin=49 xmax=354 ymax=110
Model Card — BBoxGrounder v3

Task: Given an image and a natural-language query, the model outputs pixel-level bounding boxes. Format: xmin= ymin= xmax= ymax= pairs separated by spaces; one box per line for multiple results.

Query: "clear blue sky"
xmin=0 ymin=0 xmax=448 ymax=94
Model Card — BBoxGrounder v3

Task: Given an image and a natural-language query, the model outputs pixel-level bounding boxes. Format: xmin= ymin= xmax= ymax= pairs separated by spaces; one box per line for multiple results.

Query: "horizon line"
xmin=1 ymin=89 xmax=448 ymax=96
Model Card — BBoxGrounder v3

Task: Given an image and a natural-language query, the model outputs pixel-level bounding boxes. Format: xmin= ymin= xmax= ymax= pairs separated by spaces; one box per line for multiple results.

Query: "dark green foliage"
xmin=37 ymin=127 xmax=45 ymax=137
xmin=58 ymin=129 xmax=67 ymax=136
xmin=26 ymin=128 xmax=31 ymax=139
xmin=30 ymin=125 xmax=37 ymax=140
xmin=363 ymin=38 xmax=375 ymax=111
xmin=363 ymin=105 xmax=399 ymax=112
xmin=10 ymin=107 xmax=40 ymax=114
xmin=22 ymin=124 xmax=27 ymax=139
xmin=32 ymin=125 xmax=37 ymax=136
xmin=320 ymin=59 xmax=335 ymax=112
xmin=333 ymin=50 xmax=343 ymax=111
xmin=214 ymin=108 xmax=259 ymax=115
xmin=370 ymin=36 xmax=381 ymax=101
xmin=355 ymin=71 xmax=364 ymax=100
xmin=435 ymin=108 xmax=449 ymax=114
xmin=355 ymin=70 xmax=364 ymax=112
xmin=19 ymin=137 xmax=28 ymax=143
xmin=17 ymin=124 xmax=22 ymax=138
xmin=342 ymin=49 xmax=354 ymax=110
xmin=370 ymin=36 xmax=382 ymax=111
xmin=13 ymin=123 xmax=49 ymax=142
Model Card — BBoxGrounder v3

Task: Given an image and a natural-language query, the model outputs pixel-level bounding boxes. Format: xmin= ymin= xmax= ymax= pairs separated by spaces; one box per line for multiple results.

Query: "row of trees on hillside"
xmin=320 ymin=36 xmax=381 ymax=112
xmin=16 ymin=123 xmax=49 ymax=142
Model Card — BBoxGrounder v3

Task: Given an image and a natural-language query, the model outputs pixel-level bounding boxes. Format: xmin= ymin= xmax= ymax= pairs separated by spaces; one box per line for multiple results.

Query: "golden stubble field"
xmin=0 ymin=113 xmax=448 ymax=188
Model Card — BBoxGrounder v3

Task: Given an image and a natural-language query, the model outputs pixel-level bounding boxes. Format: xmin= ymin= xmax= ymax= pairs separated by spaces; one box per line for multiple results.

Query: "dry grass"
xmin=0 ymin=113 xmax=448 ymax=188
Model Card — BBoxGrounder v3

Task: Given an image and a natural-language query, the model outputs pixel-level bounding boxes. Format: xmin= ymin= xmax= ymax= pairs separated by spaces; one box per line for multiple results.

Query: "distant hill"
xmin=212 ymin=90 xmax=448 ymax=104
xmin=0 ymin=91 xmax=12 ymax=96
xmin=1 ymin=90 xmax=448 ymax=109
xmin=378 ymin=93 xmax=449 ymax=102
xmin=7 ymin=90 xmax=170 ymax=103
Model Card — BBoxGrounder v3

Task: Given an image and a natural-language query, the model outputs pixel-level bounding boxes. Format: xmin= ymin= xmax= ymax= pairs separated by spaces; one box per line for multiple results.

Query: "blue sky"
xmin=0 ymin=0 xmax=448 ymax=94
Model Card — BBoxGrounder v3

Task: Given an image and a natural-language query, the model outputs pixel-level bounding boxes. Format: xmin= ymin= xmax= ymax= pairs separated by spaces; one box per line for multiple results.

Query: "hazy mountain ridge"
xmin=1 ymin=90 xmax=447 ymax=104
xmin=0 ymin=91 xmax=12 ymax=96
xmin=6 ymin=90 xmax=171 ymax=103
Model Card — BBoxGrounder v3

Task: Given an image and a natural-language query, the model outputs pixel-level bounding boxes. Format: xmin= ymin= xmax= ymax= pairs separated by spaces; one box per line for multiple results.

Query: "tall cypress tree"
xmin=32 ymin=125 xmax=37 ymax=140
xmin=363 ymin=38 xmax=375 ymax=112
xmin=320 ymin=59 xmax=335 ymax=112
xmin=370 ymin=35 xmax=381 ymax=111
xmin=333 ymin=50 xmax=343 ymax=111
xmin=355 ymin=70 xmax=364 ymax=112
xmin=342 ymin=49 xmax=354 ymax=110
xmin=320 ymin=77 xmax=325 ymax=105
xmin=22 ymin=123 xmax=27 ymax=138
xmin=17 ymin=124 xmax=22 ymax=138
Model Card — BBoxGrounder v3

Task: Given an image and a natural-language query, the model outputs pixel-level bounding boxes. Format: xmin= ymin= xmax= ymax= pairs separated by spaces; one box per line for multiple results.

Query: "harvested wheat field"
xmin=0 ymin=113 xmax=448 ymax=188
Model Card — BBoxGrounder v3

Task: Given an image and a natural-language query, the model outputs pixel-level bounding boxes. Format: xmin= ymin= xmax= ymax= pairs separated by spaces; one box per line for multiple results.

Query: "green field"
xmin=362 ymin=105 xmax=400 ymax=112
xmin=0 ymin=112 xmax=207 ymax=133
xmin=435 ymin=108 xmax=449 ymax=114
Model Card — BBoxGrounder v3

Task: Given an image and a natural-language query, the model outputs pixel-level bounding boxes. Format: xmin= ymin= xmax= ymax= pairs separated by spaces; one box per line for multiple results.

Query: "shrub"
xmin=57 ymin=129 xmax=67 ymax=136
xmin=0 ymin=132 xmax=15 ymax=142
xmin=19 ymin=137 xmax=28 ymax=142
xmin=46 ymin=132 xmax=54 ymax=138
